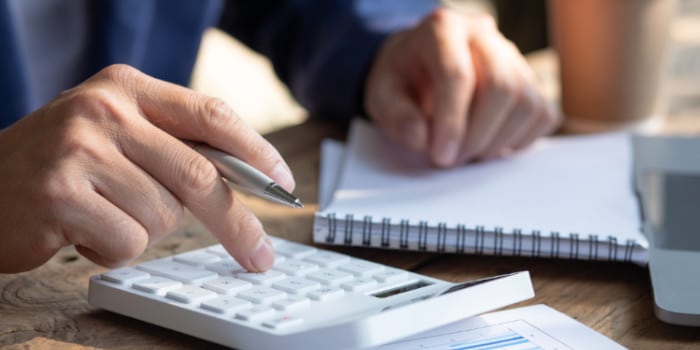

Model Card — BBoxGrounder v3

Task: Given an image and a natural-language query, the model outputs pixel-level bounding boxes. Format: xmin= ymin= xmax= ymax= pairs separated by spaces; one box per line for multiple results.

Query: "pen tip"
xmin=293 ymin=199 xmax=304 ymax=208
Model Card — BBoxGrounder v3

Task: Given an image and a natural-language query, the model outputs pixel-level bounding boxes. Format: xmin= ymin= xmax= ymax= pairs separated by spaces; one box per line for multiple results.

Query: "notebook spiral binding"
xmin=319 ymin=213 xmax=642 ymax=263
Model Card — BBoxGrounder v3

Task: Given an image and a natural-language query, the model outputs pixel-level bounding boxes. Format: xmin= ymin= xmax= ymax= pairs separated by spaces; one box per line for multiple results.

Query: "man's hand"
xmin=0 ymin=65 xmax=293 ymax=273
xmin=365 ymin=8 xmax=561 ymax=167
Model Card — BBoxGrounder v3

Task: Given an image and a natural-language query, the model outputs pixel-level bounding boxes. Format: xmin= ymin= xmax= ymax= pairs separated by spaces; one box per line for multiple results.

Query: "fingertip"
xmin=432 ymin=139 xmax=459 ymax=168
xmin=249 ymin=235 xmax=275 ymax=272
xmin=270 ymin=161 xmax=296 ymax=192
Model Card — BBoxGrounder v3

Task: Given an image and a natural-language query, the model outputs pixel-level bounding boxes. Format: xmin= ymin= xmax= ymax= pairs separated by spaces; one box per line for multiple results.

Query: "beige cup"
xmin=548 ymin=0 xmax=675 ymax=133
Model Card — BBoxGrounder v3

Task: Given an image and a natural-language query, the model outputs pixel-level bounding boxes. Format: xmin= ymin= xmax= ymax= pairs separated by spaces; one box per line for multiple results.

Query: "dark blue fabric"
xmin=0 ymin=0 xmax=221 ymax=128
xmin=219 ymin=0 xmax=391 ymax=124
xmin=0 ymin=0 xmax=433 ymax=129
xmin=0 ymin=2 xmax=30 ymax=126
xmin=88 ymin=0 xmax=223 ymax=85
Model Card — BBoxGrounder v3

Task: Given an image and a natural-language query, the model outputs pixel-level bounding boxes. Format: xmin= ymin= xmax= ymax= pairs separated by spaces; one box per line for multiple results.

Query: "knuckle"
xmin=63 ymin=88 xmax=107 ymax=115
xmin=62 ymin=87 xmax=129 ymax=127
xmin=195 ymin=97 xmax=237 ymax=134
xmin=43 ymin=171 xmax=81 ymax=207
xmin=481 ymin=74 xmax=518 ymax=105
xmin=179 ymin=156 xmax=220 ymax=197
xmin=97 ymin=64 xmax=140 ymax=84
xmin=54 ymin=122 xmax=103 ymax=162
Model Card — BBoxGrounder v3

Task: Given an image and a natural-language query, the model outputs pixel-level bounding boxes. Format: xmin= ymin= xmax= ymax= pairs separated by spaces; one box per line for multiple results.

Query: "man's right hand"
xmin=0 ymin=64 xmax=294 ymax=273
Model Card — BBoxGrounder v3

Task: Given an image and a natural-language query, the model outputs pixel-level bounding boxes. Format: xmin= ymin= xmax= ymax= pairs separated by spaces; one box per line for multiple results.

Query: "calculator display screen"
xmin=372 ymin=281 xmax=432 ymax=298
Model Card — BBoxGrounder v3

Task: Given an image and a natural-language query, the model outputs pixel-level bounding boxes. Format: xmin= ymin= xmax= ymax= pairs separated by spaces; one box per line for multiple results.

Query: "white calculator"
xmin=88 ymin=236 xmax=534 ymax=350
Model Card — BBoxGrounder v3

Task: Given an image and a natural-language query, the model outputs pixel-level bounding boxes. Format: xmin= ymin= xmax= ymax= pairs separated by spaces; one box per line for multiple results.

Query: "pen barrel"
xmin=195 ymin=145 xmax=272 ymax=196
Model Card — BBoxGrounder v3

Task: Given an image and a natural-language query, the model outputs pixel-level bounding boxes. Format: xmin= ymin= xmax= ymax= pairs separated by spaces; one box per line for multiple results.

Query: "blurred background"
xmin=190 ymin=0 xmax=700 ymax=135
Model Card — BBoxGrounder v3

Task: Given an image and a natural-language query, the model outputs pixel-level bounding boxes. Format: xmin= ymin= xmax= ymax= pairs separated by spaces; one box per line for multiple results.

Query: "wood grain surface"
xmin=3 ymin=114 xmax=700 ymax=349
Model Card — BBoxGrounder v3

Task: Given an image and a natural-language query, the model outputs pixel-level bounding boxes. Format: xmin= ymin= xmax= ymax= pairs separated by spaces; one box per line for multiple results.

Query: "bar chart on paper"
xmin=386 ymin=320 xmax=565 ymax=350
xmin=376 ymin=305 xmax=626 ymax=350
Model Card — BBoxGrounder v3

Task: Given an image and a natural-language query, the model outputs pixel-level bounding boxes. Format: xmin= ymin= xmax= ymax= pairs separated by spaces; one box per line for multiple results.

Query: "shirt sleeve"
xmin=217 ymin=0 xmax=435 ymax=124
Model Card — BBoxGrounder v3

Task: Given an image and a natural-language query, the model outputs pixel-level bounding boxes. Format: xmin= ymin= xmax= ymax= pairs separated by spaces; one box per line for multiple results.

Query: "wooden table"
xmin=3 ymin=8 xmax=700 ymax=343
xmin=1 ymin=116 xmax=699 ymax=349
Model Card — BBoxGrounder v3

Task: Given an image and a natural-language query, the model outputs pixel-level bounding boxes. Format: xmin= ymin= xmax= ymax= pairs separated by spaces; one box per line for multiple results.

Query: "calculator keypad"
xmin=99 ymin=241 xmax=421 ymax=331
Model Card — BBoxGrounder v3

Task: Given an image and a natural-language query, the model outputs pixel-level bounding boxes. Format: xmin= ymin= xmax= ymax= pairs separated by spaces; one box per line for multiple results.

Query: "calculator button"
xmin=237 ymin=270 xmax=286 ymax=285
xmin=267 ymin=236 xmax=285 ymax=247
xmin=274 ymin=260 xmax=319 ymax=276
xmin=202 ymin=277 xmax=252 ymax=294
xmin=308 ymin=287 xmax=344 ymax=301
xmin=263 ymin=315 xmax=303 ymax=330
xmin=201 ymin=296 xmax=252 ymax=314
xmin=205 ymin=259 xmax=246 ymax=276
xmin=271 ymin=296 xmax=311 ymax=312
xmin=272 ymin=278 xmax=321 ymax=294
xmin=373 ymin=269 xmax=410 ymax=284
xmin=275 ymin=242 xmax=317 ymax=259
xmin=340 ymin=278 xmax=378 ymax=293
xmin=138 ymin=259 xmax=217 ymax=284
xmin=303 ymin=251 xmax=351 ymax=267
xmin=235 ymin=305 xmax=276 ymax=322
xmin=272 ymin=255 xmax=287 ymax=265
xmin=166 ymin=285 xmax=217 ymax=304
xmin=174 ymin=251 xmax=221 ymax=266
xmin=133 ymin=276 xmax=182 ymax=294
xmin=237 ymin=287 xmax=287 ymax=304
xmin=206 ymin=245 xmax=231 ymax=257
xmin=338 ymin=260 xmax=384 ymax=277
xmin=101 ymin=267 xmax=150 ymax=285
xmin=306 ymin=269 xmax=354 ymax=286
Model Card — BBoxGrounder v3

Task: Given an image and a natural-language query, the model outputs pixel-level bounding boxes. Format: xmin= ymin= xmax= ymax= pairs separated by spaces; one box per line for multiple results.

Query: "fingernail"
xmin=271 ymin=162 xmax=295 ymax=192
xmin=251 ymin=235 xmax=275 ymax=271
xmin=434 ymin=141 xmax=459 ymax=167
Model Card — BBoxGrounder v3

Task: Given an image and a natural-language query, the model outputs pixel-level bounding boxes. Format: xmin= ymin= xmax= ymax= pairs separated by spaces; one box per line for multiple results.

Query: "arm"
xmin=0 ymin=65 xmax=291 ymax=273
xmin=217 ymin=0 xmax=435 ymax=124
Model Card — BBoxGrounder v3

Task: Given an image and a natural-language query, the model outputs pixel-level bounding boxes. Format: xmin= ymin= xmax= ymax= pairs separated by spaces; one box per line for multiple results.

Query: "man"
xmin=0 ymin=0 xmax=558 ymax=273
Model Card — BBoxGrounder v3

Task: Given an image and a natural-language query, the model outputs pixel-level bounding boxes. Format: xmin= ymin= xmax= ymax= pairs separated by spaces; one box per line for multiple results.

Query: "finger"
xmin=91 ymin=65 xmax=295 ymax=192
xmin=457 ymin=32 xmax=519 ymax=163
xmin=366 ymin=74 xmax=429 ymax=155
xmin=421 ymin=10 xmax=475 ymax=167
xmin=120 ymin=119 xmax=274 ymax=272
xmin=90 ymin=145 xmax=183 ymax=246
xmin=479 ymin=86 xmax=540 ymax=160
xmin=511 ymin=99 xmax=561 ymax=150
xmin=494 ymin=44 xmax=561 ymax=152
xmin=61 ymin=188 xmax=148 ymax=268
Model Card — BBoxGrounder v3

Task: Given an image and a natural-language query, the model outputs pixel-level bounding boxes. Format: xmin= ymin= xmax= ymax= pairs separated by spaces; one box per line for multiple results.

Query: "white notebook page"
xmin=322 ymin=119 xmax=645 ymax=245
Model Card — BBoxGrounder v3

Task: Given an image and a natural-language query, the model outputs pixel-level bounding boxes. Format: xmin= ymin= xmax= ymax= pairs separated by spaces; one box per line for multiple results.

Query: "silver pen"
xmin=194 ymin=144 xmax=303 ymax=208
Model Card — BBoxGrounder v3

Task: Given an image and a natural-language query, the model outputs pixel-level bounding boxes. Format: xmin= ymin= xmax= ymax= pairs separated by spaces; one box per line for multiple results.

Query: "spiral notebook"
xmin=313 ymin=119 xmax=648 ymax=264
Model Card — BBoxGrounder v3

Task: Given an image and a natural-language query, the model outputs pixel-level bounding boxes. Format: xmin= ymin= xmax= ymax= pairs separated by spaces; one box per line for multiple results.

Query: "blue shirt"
xmin=0 ymin=0 xmax=435 ymax=128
